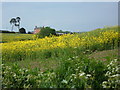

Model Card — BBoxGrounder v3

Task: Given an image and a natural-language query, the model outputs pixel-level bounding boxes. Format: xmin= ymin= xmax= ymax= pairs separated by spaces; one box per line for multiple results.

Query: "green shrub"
xmin=37 ymin=27 xmax=56 ymax=38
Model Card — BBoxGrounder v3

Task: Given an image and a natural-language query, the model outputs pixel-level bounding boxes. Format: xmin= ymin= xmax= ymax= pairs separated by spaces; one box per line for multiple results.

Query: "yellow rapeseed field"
xmin=1 ymin=29 xmax=119 ymax=61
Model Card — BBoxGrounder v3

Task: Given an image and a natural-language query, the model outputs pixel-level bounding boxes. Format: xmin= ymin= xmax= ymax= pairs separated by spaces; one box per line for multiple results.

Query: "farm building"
xmin=33 ymin=26 xmax=44 ymax=34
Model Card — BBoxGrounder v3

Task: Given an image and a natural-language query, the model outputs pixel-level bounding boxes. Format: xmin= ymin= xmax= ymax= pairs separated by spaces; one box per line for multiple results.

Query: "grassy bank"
xmin=1 ymin=26 xmax=120 ymax=88
xmin=1 ymin=33 xmax=34 ymax=43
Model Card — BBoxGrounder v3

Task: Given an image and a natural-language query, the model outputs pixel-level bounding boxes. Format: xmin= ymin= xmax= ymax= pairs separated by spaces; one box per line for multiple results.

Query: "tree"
xmin=56 ymin=30 xmax=71 ymax=34
xmin=10 ymin=18 xmax=17 ymax=31
xmin=19 ymin=28 xmax=26 ymax=34
xmin=10 ymin=17 xmax=21 ymax=32
xmin=37 ymin=27 xmax=56 ymax=38
xmin=15 ymin=17 xmax=21 ymax=30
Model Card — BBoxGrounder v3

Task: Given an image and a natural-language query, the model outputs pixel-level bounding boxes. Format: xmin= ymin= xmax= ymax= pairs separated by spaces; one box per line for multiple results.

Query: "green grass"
xmin=89 ymin=49 xmax=118 ymax=61
xmin=12 ymin=58 xmax=60 ymax=72
xmin=1 ymin=33 xmax=34 ymax=43
xmin=2 ymin=53 xmax=119 ymax=88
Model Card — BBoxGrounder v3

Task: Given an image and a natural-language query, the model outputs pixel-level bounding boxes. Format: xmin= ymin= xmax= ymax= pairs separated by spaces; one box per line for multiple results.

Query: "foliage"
xmin=36 ymin=27 xmax=56 ymax=38
xmin=1 ymin=26 xmax=119 ymax=88
xmin=19 ymin=28 xmax=26 ymax=34
xmin=28 ymin=31 xmax=33 ymax=34
xmin=0 ymin=30 xmax=15 ymax=33
xmin=2 ymin=63 xmax=57 ymax=88
xmin=55 ymin=55 xmax=107 ymax=88
xmin=10 ymin=17 xmax=21 ymax=31
xmin=56 ymin=30 xmax=71 ymax=33
xmin=2 ymin=58 xmax=119 ymax=88
xmin=10 ymin=18 xmax=17 ymax=31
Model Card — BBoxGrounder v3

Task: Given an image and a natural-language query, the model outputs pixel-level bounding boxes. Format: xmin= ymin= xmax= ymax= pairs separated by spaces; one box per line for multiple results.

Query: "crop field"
xmin=1 ymin=33 xmax=34 ymax=43
xmin=1 ymin=26 xmax=120 ymax=88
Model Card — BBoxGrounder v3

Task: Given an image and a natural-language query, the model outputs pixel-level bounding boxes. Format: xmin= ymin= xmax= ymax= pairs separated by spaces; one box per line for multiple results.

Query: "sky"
xmin=1 ymin=2 xmax=118 ymax=32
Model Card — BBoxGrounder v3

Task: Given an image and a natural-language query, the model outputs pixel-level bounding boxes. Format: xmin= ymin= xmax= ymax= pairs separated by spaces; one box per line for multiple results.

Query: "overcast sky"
xmin=2 ymin=2 xmax=118 ymax=32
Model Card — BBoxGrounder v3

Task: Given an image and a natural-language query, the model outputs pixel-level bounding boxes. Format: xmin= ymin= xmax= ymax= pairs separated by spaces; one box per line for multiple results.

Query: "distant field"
xmin=1 ymin=33 xmax=34 ymax=43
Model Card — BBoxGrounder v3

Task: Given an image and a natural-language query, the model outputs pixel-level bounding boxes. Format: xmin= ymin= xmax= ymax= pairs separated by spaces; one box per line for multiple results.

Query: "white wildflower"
xmin=13 ymin=74 xmax=16 ymax=77
xmin=61 ymin=80 xmax=68 ymax=84
xmin=115 ymin=67 xmax=119 ymax=72
xmin=72 ymin=74 xmax=75 ymax=76
xmin=114 ymin=59 xmax=117 ymax=62
xmin=79 ymin=72 xmax=85 ymax=76
xmin=25 ymin=69 xmax=28 ymax=72
xmin=110 ymin=74 xmax=120 ymax=77
xmin=75 ymin=69 xmax=79 ymax=71
xmin=71 ymin=85 xmax=75 ymax=88
xmin=75 ymin=56 xmax=78 ymax=58
xmin=86 ymin=74 xmax=91 ymax=77
xmin=102 ymin=81 xmax=107 ymax=84
xmin=19 ymin=69 xmax=22 ymax=72
xmin=70 ymin=79 xmax=73 ymax=81
xmin=68 ymin=58 xmax=71 ymax=60
xmin=74 ymin=76 xmax=77 ymax=79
